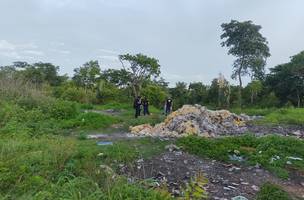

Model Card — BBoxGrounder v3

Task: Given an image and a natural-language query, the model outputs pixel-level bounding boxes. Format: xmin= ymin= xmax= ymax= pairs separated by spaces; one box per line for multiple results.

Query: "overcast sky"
xmin=0 ymin=0 xmax=303 ymax=86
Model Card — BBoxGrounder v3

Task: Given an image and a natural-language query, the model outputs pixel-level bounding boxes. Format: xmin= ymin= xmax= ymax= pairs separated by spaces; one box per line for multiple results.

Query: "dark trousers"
xmin=135 ymin=107 xmax=141 ymax=118
xmin=166 ymin=107 xmax=171 ymax=115
xmin=143 ymin=106 xmax=150 ymax=115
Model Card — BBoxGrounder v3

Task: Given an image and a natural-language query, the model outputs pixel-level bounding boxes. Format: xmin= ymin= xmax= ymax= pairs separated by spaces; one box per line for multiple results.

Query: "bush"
xmin=40 ymin=99 xmax=79 ymax=120
xmin=142 ymin=84 xmax=168 ymax=108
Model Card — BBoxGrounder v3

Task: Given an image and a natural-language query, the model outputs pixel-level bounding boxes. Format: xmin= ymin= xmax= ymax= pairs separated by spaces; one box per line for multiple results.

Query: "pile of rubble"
xmin=130 ymin=104 xmax=251 ymax=137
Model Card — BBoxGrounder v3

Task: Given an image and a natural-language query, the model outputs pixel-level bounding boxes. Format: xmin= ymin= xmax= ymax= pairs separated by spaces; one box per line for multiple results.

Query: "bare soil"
xmin=120 ymin=150 xmax=304 ymax=200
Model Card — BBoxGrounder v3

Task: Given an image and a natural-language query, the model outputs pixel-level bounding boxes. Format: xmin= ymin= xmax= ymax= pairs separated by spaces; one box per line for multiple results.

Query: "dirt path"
xmin=120 ymin=149 xmax=304 ymax=200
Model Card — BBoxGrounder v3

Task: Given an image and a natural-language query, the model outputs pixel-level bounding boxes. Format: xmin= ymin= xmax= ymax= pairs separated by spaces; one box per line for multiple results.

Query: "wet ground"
xmin=120 ymin=149 xmax=304 ymax=200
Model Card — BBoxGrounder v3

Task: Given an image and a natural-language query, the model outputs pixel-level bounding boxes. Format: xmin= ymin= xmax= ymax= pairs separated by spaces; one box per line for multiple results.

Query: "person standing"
xmin=133 ymin=96 xmax=142 ymax=118
xmin=165 ymin=98 xmax=173 ymax=115
xmin=142 ymin=97 xmax=150 ymax=116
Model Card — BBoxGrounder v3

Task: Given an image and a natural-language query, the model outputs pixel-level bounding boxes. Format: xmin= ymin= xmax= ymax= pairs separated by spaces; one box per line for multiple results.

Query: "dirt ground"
xmin=120 ymin=149 xmax=304 ymax=200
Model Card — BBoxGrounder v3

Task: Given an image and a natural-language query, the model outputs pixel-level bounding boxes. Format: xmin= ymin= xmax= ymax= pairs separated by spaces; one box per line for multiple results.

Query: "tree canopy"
xmin=119 ymin=53 xmax=161 ymax=97
xmin=221 ymin=20 xmax=270 ymax=106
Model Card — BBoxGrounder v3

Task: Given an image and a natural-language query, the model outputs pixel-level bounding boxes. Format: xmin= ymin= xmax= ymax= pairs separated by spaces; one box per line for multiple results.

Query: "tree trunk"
xmin=238 ymin=71 xmax=242 ymax=107
xmin=132 ymin=83 xmax=138 ymax=98
xmin=297 ymin=90 xmax=300 ymax=108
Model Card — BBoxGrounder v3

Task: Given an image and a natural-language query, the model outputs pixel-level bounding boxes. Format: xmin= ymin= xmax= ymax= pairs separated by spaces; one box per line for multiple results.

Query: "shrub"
xmin=40 ymin=99 xmax=79 ymax=120
xmin=142 ymin=84 xmax=168 ymax=108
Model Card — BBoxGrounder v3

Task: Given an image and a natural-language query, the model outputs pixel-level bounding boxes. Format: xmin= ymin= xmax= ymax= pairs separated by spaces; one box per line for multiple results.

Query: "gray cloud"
xmin=0 ymin=0 xmax=304 ymax=86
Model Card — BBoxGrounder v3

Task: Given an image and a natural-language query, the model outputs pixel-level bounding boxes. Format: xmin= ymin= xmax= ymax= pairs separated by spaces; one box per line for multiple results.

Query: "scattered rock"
xmin=97 ymin=152 xmax=104 ymax=157
xmin=286 ymin=161 xmax=292 ymax=165
xmin=165 ymin=144 xmax=180 ymax=152
xmin=251 ymin=185 xmax=260 ymax=191
xmin=292 ymin=130 xmax=302 ymax=137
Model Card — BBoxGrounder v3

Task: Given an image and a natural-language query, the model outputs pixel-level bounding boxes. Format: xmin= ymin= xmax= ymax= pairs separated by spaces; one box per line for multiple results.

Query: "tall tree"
xmin=119 ymin=53 xmax=161 ymax=97
xmin=100 ymin=68 xmax=130 ymax=88
xmin=72 ymin=60 xmax=101 ymax=91
xmin=221 ymin=20 xmax=270 ymax=106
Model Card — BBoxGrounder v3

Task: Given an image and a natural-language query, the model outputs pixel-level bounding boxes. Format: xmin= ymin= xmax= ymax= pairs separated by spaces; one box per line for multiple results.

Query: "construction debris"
xmin=130 ymin=104 xmax=250 ymax=137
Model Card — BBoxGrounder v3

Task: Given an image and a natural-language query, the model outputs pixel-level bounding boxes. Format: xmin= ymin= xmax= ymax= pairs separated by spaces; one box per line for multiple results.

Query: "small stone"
xmin=241 ymin=182 xmax=249 ymax=185
xmin=165 ymin=144 xmax=180 ymax=152
xmin=286 ymin=161 xmax=292 ymax=165
xmin=251 ymin=185 xmax=260 ymax=191
xmin=291 ymin=130 xmax=301 ymax=136
xmin=172 ymin=189 xmax=180 ymax=195
xmin=234 ymin=150 xmax=240 ymax=155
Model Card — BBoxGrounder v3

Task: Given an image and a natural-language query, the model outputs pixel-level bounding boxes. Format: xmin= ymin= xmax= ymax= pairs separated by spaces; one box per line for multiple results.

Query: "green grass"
xmin=93 ymin=102 xmax=165 ymax=131
xmin=96 ymin=138 xmax=170 ymax=168
xmin=230 ymin=107 xmax=276 ymax=116
xmin=231 ymin=107 xmax=304 ymax=125
xmin=177 ymin=135 xmax=304 ymax=179
xmin=0 ymin=135 xmax=171 ymax=200
xmin=260 ymin=108 xmax=304 ymax=125
xmin=0 ymin=101 xmax=121 ymax=136
xmin=61 ymin=112 xmax=121 ymax=130
xmin=256 ymin=183 xmax=292 ymax=200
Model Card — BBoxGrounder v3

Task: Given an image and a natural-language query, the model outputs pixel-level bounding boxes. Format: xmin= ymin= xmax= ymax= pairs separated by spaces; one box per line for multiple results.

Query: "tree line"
xmin=1 ymin=20 xmax=303 ymax=109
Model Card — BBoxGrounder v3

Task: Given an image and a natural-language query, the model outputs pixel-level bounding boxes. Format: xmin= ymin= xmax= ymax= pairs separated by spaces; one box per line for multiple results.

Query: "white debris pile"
xmin=130 ymin=104 xmax=250 ymax=137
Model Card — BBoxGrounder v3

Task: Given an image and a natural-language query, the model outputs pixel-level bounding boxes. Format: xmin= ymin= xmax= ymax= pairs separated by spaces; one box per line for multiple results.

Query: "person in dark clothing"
xmin=142 ymin=97 xmax=150 ymax=116
xmin=165 ymin=98 xmax=173 ymax=115
xmin=133 ymin=96 xmax=142 ymax=118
